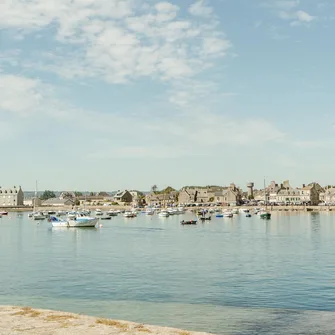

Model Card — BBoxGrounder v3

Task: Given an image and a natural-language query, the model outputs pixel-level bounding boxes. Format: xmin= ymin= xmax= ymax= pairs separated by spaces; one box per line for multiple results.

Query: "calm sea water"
xmin=1 ymin=211 xmax=335 ymax=334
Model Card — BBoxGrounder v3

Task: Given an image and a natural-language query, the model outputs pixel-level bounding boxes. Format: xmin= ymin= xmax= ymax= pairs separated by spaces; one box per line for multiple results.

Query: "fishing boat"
xmin=246 ymin=213 xmax=252 ymax=218
xmin=181 ymin=220 xmax=197 ymax=225
xmin=0 ymin=211 xmax=8 ymax=216
xmin=216 ymin=213 xmax=224 ymax=218
xmin=100 ymin=216 xmax=112 ymax=220
xmin=50 ymin=214 xmax=98 ymax=228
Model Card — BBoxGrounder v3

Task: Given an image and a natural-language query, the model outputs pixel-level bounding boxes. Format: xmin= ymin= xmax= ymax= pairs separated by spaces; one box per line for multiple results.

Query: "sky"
xmin=1 ymin=0 xmax=335 ymax=192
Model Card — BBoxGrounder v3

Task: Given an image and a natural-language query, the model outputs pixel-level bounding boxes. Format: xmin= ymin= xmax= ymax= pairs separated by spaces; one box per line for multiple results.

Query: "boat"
xmin=100 ymin=216 xmax=112 ymax=220
xmin=216 ymin=213 xmax=224 ymax=218
xmin=67 ymin=211 xmax=77 ymax=220
xmin=145 ymin=208 xmax=155 ymax=215
xmin=200 ymin=216 xmax=211 ymax=221
xmin=50 ymin=214 xmax=98 ymax=228
xmin=47 ymin=211 xmax=56 ymax=215
xmin=95 ymin=209 xmax=103 ymax=216
xmin=246 ymin=213 xmax=252 ymax=218
xmin=181 ymin=220 xmax=197 ymax=225
xmin=158 ymin=210 xmax=169 ymax=217
xmin=123 ymin=211 xmax=137 ymax=218
xmin=260 ymin=212 xmax=271 ymax=220
xmin=31 ymin=181 xmax=45 ymax=221
xmin=0 ymin=211 xmax=8 ymax=215
xmin=231 ymin=208 xmax=239 ymax=215
xmin=224 ymin=211 xmax=233 ymax=218
xmin=239 ymin=208 xmax=250 ymax=213
xmin=56 ymin=210 xmax=67 ymax=216
xmin=107 ymin=210 xmax=118 ymax=216
xmin=33 ymin=212 xmax=45 ymax=221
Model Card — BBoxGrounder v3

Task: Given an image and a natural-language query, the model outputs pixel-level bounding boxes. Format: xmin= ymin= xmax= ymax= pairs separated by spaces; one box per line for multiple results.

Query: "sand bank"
xmin=0 ymin=306 xmax=213 ymax=335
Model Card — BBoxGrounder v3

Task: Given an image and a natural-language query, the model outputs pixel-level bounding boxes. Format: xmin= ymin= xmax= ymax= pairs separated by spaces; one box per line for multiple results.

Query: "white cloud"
xmin=189 ymin=0 xmax=213 ymax=18
xmin=0 ymin=74 xmax=46 ymax=116
xmin=0 ymin=0 xmax=230 ymax=84
xmin=296 ymin=10 xmax=315 ymax=22
xmin=264 ymin=0 xmax=316 ymax=26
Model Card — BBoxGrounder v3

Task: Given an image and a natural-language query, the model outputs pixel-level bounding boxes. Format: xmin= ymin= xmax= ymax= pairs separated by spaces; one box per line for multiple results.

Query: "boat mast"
xmin=264 ymin=177 xmax=267 ymax=210
xmin=34 ymin=180 xmax=37 ymax=213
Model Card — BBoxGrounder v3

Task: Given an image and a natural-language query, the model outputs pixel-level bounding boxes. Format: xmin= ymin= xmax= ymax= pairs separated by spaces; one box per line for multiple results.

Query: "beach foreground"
xmin=0 ymin=306 xmax=212 ymax=335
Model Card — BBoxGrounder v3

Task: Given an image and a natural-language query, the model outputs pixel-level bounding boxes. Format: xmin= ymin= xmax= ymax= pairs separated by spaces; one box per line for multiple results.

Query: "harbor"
xmin=1 ymin=210 xmax=335 ymax=334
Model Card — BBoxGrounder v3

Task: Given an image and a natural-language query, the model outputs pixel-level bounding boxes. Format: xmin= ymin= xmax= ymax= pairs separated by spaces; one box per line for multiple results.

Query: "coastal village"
xmin=1 ymin=180 xmax=335 ymax=209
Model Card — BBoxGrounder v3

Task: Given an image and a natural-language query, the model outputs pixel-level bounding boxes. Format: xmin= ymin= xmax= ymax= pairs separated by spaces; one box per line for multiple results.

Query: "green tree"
xmin=74 ymin=191 xmax=83 ymax=197
xmin=151 ymin=185 xmax=158 ymax=193
xmin=40 ymin=190 xmax=56 ymax=200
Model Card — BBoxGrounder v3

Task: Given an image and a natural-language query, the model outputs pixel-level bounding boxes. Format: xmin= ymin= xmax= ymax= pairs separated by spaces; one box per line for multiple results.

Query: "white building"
xmin=0 ymin=186 xmax=24 ymax=207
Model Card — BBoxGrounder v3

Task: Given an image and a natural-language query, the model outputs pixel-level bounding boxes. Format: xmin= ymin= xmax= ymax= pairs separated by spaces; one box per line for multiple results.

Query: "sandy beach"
xmin=0 ymin=306 xmax=213 ymax=335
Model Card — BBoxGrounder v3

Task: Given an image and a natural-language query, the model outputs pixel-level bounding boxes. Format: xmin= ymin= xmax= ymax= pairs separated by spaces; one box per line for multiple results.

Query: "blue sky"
xmin=1 ymin=0 xmax=334 ymax=191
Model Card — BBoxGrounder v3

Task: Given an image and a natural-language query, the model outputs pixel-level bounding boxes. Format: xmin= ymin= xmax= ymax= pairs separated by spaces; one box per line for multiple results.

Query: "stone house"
xmin=213 ymin=184 xmax=242 ymax=206
xmin=0 ymin=186 xmax=24 ymax=207
xmin=145 ymin=191 xmax=178 ymax=207
xmin=178 ymin=186 xmax=227 ymax=204
xmin=300 ymin=183 xmax=323 ymax=205
xmin=320 ymin=187 xmax=335 ymax=204
xmin=113 ymin=190 xmax=133 ymax=204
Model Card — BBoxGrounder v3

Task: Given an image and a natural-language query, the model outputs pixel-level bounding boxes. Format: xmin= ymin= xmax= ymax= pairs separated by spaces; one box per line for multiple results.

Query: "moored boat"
xmin=50 ymin=214 xmax=98 ymax=227
xmin=158 ymin=210 xmax=169 ymax=217
xmin=0 ymin=211 xmax=8 ymax=216
xmin=33 ymin=212 xmax=46 ymax=221
xmin=260 ymin=212 xmax=271 ymax=220
xmin=123 ymin=211 xmax=137 ymax=218
xmin=181 ymin=220 xmax=197 ymax=225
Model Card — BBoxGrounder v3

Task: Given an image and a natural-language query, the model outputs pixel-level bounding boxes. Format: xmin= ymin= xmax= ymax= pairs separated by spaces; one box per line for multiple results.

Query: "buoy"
xmin=99 ymin=224 xmax=103 ymax=228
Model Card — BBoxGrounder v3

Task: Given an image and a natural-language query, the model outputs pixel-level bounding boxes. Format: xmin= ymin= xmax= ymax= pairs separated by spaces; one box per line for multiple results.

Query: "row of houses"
xmin=254 ymin=180 xmax=324 ymax=205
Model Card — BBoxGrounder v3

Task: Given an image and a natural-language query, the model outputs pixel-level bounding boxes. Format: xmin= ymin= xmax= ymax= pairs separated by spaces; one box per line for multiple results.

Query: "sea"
xmin=1 ymin=211 xmax=335 ymax=334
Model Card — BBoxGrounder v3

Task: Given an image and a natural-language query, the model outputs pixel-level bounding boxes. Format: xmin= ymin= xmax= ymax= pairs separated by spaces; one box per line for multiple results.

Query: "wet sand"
xmin=0 ymin=306 xmax=213 ymax=335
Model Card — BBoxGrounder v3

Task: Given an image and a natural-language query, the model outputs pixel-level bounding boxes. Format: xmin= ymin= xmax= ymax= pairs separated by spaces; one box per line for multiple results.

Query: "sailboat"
xmin=259 ymin=178 xmax=271 ymax=220
xmin=32 ymin=181 xmax=45 ymax=221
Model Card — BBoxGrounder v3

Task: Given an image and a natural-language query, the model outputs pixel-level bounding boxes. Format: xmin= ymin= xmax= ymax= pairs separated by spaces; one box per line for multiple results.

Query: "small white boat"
xmin=107 ymin=210 xmax=118 ymax=216
xmin=224 ymin=211 xmax=233 ymax=218
xmin=145 ymin=208 xmax=155 ymax=215
xmin=123 ymin=211 xmax=137 ymax=218
xmin=50 ymin=215 xmax=98 ymax=228
xmin=95 ymin=209 xmax=103 ymax=216
xmin=239 ymin=208 xmax=250 ymax=213
xmin=33 ymin=212 xmax=46 ymax=220
xmin=158 ymin=210 xmax=169 ymax=217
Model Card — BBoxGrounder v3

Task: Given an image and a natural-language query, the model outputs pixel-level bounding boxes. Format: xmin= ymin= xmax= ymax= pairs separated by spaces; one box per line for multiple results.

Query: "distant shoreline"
xmin=0 ymin=306 xmax=211 ymax=335
xmin=2 ymin=205 xmax=335 ymax=213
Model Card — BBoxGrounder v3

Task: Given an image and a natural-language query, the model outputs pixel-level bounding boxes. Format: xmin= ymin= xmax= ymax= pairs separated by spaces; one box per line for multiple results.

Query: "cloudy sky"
xmin=1 ymin=0 xmax=334 ymax=191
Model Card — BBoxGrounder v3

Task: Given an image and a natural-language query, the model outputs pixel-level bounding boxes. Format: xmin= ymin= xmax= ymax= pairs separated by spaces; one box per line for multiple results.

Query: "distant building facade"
xmin=0 ymin=186 xmax=24 ymax=207
xmin=113 ymin=190 xmax=133 ymax=204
